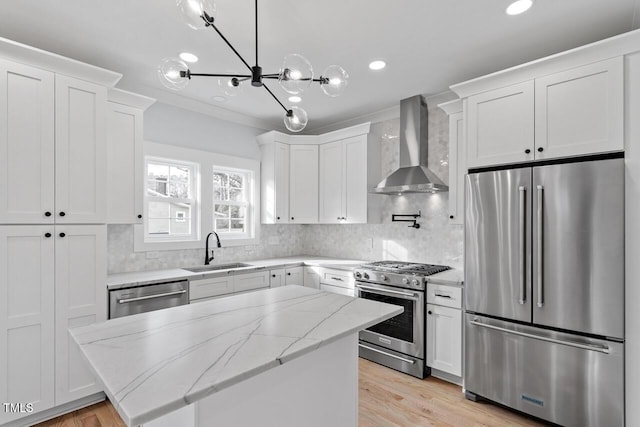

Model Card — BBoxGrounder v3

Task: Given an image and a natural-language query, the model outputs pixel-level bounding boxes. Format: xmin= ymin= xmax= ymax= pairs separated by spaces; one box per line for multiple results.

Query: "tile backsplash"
xmin=107 ymin=100 xmax=463 ymax=274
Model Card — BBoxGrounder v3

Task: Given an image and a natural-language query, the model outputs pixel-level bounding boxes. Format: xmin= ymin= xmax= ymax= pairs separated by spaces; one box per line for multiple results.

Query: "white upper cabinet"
xmin=289 ymin=145 xmax=318 ymax=223
xmin=534 ymin=58 xmax=623 ymax=159
xmin=318 ymin=141 xmax=343 ymax=223
xmin=466 ymin=81 xmax=535 ymax=168
xmin=0 ymin=60 xmax=55 ymax=224
xmin=456 ymin=48 xmax=626 ymax=169
xmin=260 ymin=139 xmax=290 ymax=224
xmin=319 ymin=134 xmax=369 ymax=224
xmin=106 ymin=90 xmax=154 ymax=224
xmin=0 ymin=226 xmax=55 ymax=425
xmin=54 ymin=225 xmax=106 ymax=405
xmin=55 ymin=75 xmax=107 ymax=224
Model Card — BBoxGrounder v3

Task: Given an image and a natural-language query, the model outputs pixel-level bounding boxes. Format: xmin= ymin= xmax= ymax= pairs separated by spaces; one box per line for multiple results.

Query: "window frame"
xmin=212 ymin=166 xmax=254 ymax=241
xmin=143 ymin=156 xmax=199 ymax=243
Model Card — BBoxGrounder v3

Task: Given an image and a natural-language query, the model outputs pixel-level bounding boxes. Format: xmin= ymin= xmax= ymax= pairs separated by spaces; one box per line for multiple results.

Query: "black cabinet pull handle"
xmin=537 ymin=147 xmax=544 ymax=152
xmin=59 ymin=232 xmax=66 ymax=238
xmin=287 ymin=272 xmax=291 ymax=276
xmin=276 ymin=216 xmax=280 ymax=220
xmin=44 ymin=232 xmax=52 ymax=238
xmin=137 ymin=214 xmax=142 ymax=219
xmin=272 ymin=274 xmax=276 ymax=278
xmin=291 ymin=217 xmax=294 ymax=220
xmin=45 ymin=211 xmax=52 ymax=217
xmin=428 ymin=310 xmax=432 ymax=315
xmin=525 ymin=149 xmax=531 ymax=154
xmin=449 ymin=215 xmax=454 ymax=219
xmin=59 ymin=211 xmax=66 ymax=217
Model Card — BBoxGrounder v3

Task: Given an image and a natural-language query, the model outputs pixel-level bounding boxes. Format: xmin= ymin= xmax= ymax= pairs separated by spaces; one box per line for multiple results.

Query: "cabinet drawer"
xmin=320 ymin=283 xmax=355 ymax=297
xmin=235 ymin=271 xmax=269 ymax=293
xmin=427 ymin=284 xmax=462 ymax=309
xmin=320 ymin=268 xmax=354 ymax=289
xmin=189 ymin=276 xmax=234 ymax=301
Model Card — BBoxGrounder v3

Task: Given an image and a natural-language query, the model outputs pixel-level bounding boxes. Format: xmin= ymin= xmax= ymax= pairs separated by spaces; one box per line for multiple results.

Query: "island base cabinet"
xmin=143 ymin=334 xmax=359 ymax=427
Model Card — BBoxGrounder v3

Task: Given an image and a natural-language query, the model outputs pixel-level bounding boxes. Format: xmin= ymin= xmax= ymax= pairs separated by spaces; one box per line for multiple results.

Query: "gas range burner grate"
xmin=362 ymin=261 xmax=451 ymax=276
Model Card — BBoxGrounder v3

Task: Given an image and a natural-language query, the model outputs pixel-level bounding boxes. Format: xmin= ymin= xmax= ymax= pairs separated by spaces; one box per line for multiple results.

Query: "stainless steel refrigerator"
xmin=464 ymin=156 xmax=624 ymax=427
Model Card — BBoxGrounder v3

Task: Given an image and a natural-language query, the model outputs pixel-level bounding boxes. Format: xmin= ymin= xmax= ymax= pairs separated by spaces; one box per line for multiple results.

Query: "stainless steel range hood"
xmin=372 ymin=95 xmax=448 ymax=194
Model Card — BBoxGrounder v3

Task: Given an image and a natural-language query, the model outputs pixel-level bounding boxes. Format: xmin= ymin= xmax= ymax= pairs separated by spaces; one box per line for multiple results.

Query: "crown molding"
xmin=108 ymin=88 xmax=156 ymax=110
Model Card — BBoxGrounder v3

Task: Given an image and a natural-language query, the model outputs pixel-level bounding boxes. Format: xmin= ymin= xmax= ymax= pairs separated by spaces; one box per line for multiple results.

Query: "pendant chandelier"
xmin=158 ymin=0 xmax=349 ymax=133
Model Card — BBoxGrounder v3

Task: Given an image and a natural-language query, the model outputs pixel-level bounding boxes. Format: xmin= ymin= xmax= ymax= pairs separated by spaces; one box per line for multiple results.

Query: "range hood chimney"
xmin=372 ymin=95 xmax=448 ymax=194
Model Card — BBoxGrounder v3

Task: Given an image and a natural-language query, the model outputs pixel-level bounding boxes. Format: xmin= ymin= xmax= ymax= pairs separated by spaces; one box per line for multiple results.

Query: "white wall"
xmin=144 ymin=102 xmax=265 ymax=159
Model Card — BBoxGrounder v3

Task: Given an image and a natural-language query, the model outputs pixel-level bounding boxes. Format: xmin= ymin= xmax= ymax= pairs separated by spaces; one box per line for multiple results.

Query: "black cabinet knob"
xmin=449 ymin=215 xmax=454 ymax=219
xmin=59 ymin=232 xmax=66 ymax=238
xmin=44 ymin=232 xmax=52 ymax=238
xmin=537 ymin=147 xmax=544 ymax=152
xmin=276 ymin=216 xmax=280 ymax=220
xmin=137 ymin=214 xmax=142 ymax=219
xmin=525 ymin=149 xmax=531 ymax=154
xmin=291 ymin=217 xmax=294 ymax=220
xmin=44 ymin=211 xmax=52 ymax=217
xmin=428 ymin=310 xmax=432 ymax=315
xmin=59 ymin=211 xmax=66 ymax=217
xmin=272 ymin=274 xmax=276 ymax=278
xmin=287 ymin=272 xmax=291 ymax=276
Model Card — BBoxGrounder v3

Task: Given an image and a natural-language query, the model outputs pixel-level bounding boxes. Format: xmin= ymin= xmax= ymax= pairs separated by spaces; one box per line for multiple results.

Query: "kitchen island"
xmin=70 ymin=285 xmax=401 ymax=427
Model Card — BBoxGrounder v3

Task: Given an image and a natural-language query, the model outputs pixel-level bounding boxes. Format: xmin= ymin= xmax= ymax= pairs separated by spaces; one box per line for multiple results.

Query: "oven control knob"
xmin=402 ymin=277 xmax=409 ymax=285
xmin=363 ymin=273 xmax=370 ymax=280
xmin=411 ymin=279 xmax=419 ymax=286
xmin=355 ymin=272 xmax=362 ymax=279
xmin=380 ymin=274 xmax=387 ymax=281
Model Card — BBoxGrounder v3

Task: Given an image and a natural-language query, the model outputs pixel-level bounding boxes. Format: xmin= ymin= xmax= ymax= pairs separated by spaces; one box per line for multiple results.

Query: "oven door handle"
xmin=117 ymin=289 xmax=187 ymax=304
xmin=358 ymin=343 xmax=416 ymax=364
xmin=356 ymin=284 xmax=418 ymax=299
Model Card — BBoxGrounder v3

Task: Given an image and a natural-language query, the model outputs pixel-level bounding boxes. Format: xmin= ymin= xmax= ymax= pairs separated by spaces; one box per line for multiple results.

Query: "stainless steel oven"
xmin=356 ymin=282 xmax=424 ymax=358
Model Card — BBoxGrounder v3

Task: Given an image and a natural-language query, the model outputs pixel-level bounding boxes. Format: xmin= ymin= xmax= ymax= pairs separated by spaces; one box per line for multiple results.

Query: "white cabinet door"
xmin=235 ymin=271 xmax=270 ymax=293
xmin=55 ymin=225 xmax=106 ymax=405
xmin=0 ymin=60 xmax=55 ymax=224
xmin=269 ymin=269 xmax=285 ymax=287
xmin=55 ymin=75 xmax=107 ymax=224
xmin=343 ymin=135 xmax=367 ymax=223
xmin=274 ymin=142 xmax=290 ymax=224
xmin=318 ymin=141 xmax=343 ymax=223
xmin=190 ymin=276 xmax=235 ymax=301
xmin=466 ymin=81 xmax=535 ymax=168
xmin=0 ymin=226 xmax=55 ymax=424
xmin=285 ymin=267 xmax=304 ymax=286
xmin=289 ymin=145 xmax=319 ymax=223
xmin=320 ymin=283 xmax=354 ymax=297
xmin=303 ymin=266 xmax=320 ymax=289
xmin=106 ymin=103 xmax=143 ymax=224
xmin=535 ymin=57 xmax=623 ymax=160
xmin=426 ymin=304 xmax=462 ymax=377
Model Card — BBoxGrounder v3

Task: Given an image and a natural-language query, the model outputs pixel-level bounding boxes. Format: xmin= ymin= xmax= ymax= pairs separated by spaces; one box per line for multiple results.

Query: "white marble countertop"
xmin=71 ymin=286 xmax=401 ymax=427
xmin=107 ymin=256 xmax=368 ymax=290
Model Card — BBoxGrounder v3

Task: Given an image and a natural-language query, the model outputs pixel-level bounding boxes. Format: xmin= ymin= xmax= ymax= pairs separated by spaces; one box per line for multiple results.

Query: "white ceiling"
xmin=0 ymin=0 xmax=639 ymax=133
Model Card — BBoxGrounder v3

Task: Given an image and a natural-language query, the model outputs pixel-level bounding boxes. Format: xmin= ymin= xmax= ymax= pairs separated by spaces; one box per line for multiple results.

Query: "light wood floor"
xmin=35 ymin=359 xmax=548 ymax=427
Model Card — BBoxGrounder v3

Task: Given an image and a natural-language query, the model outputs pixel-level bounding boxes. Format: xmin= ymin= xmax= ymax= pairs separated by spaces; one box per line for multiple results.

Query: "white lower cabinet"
xmin=235 ymin=271 xmax=269 ymax=293
xmin=269 ymin=269 xmax=285 ymax=287
xmin=284 ymin=267 xmax=304 ymax=286
xmin=0 ymin=225 xmax=106 ymax=424
xmin=318 ymin=268 xmax=355 ymax=296
xmin=320 ymin=283 xmax=354 ymax=297
xmin=426 ymin=284 xmax=462 ymax=379
xmin=189 ymin=276 xmax=235 ymax=302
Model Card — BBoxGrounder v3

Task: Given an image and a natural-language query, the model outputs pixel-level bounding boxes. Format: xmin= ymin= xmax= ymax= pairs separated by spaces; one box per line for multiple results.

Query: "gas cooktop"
xmin=360 ymin=261 xmax=451 ymax=277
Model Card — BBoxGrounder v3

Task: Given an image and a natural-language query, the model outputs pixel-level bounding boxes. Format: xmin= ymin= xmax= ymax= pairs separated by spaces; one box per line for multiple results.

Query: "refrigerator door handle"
xmin=518 ymin=185 xmax=527 ymax=305
xmin=537 ymin=185 xmax=544 ymax=308
xmin=469 ymin=319 xmax=611 ymax=354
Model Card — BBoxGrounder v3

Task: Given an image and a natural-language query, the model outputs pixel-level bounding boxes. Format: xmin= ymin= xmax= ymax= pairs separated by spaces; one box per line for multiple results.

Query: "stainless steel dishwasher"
xmin=109 ymin=280 xmax=189 ymax=319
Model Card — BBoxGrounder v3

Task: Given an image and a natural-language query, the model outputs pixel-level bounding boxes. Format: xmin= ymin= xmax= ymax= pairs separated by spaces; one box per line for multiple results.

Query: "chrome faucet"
xmin=204 ymin=231 xmax=222 ymax=265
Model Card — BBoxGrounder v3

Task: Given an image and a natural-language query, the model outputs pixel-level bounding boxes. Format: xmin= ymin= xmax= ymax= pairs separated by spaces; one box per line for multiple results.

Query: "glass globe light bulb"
xmin=157 ymin=57 xmax=190 ymax=91
xmin=279 ymin=54 xmax=313 ymax=95
xmin=284 ymin=106 xmax=308 ymax=133
xmin=177 ymin=0 xmax=216 ymax=30
xmin=217 ymin=76 xmax=243 ymax=97
xmin=320 ymin=65 xmax=349 ymax=97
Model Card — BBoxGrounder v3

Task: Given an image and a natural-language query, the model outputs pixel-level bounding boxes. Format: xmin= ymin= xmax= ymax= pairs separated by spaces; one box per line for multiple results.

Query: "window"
xmin=213 ymin=167 xmax=253 ymax=239
xmin=145 ymin=158 xmax=198 ymax=242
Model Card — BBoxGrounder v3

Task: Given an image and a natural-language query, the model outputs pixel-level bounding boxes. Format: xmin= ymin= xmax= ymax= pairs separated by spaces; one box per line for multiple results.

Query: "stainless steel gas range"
xmin=353 ymin=261 xmax=450 ymax=378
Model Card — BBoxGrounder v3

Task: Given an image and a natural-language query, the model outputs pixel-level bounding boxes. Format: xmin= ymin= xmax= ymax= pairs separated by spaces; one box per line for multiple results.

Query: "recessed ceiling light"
xmin=506 ymin=0 xmax=533 ymax=15
xmin=288 ymin=96 xmax=302 ymax=103
xmin=369 ymin=60 xmax=386 ymax=71
xmin=179 ymin=52 xmax=199 ymax=63
xmin=212 ymin=96 xmax=226 ymax=102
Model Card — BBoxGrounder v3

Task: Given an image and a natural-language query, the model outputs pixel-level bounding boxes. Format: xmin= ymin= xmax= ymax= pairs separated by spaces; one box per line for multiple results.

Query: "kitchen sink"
xmin=182 ymin=263 xmax=252 ymax=273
